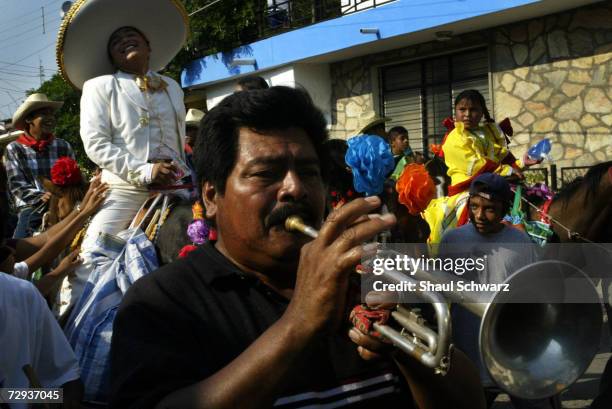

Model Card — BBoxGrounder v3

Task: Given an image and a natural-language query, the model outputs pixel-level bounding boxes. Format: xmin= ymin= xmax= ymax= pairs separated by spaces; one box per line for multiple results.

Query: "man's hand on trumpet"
xmin=283 ymin=195 xmax=395 ymax=337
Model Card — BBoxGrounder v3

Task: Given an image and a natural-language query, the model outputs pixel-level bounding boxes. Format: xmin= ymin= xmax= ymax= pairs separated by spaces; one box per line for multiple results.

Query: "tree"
xmin=164 ymin=0 xmax=260 ymax=81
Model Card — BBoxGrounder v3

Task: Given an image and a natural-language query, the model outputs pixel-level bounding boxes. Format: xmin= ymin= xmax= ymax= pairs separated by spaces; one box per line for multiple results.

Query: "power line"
xmin=0 ymin=79 xmax=31 ymax=93
xmin=0 ymin=41 xmax=56 ymax=70
xmin=0 ymin=13 xmax=45 ymax=36
xmin=0 ymin=16 xmax=61 ymax=47
xmin=0 ymin=0 xmax=61 ymax=27
xmin=0 ymin=60 xmax=55 ymax=72
xmin=0 ymin=85 xmax=29 ymax=93
xmin=0 ymin=69 xmax=42 ymax=78
xmin=189 ymin=0 xmax=225 ymax=16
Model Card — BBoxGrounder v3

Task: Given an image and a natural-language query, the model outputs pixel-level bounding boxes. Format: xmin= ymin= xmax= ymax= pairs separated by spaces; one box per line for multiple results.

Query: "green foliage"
xmin=32 ymin=74 xmax=96 ymax=174
xmin=164 ymin=0 xmax=260 ymax=81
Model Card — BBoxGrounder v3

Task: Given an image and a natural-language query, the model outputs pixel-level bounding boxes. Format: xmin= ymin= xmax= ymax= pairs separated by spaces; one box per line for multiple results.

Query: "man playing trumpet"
xmin=110 ymin=86 xmax=485 ymax=408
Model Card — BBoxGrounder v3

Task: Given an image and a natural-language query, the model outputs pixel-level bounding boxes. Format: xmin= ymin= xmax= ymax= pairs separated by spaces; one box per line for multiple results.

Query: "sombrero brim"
xmin=359 ymin=117 xmax=390 ymax=134
xmin=12 ymin=101 xmax=64 ymax=130
xmin=57 ymin=0 xmax=189 ymax=90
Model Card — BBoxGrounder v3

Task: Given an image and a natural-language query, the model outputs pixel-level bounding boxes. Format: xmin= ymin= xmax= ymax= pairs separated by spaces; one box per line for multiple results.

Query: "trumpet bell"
xmin=479 ymin=261 xmax=603 ymax=399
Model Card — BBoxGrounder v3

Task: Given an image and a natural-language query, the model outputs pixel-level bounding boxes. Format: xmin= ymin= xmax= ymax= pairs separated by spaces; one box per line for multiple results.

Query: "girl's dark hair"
xmin=454 ymin=89 xmax=493 ymax=123
xmin=194 ymin=86 xmax=329 ymax=193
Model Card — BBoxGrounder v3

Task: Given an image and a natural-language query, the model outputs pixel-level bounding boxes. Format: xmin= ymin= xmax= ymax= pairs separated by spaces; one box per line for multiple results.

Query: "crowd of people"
xmin=0 ymin=0 xmax=609 ymax=408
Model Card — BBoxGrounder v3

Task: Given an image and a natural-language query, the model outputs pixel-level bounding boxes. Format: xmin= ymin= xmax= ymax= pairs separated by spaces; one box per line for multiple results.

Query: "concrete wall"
xmin=201 ymin=63 xmax=333 ymax=127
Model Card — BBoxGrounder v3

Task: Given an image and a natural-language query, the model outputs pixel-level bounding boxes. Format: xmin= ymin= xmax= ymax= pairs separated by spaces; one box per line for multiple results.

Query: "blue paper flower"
xmin=345 ymin=134 xmax=395 ymax=196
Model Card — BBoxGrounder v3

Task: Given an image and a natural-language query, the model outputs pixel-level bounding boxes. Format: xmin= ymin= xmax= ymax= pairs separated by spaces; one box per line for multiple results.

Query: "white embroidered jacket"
xmin=80 ymin=70 xmax=186 ymax=187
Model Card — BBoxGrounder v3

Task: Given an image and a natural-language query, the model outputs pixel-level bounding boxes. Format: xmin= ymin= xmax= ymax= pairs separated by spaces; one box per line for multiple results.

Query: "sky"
xmin=0 ymin=0 xmax=65 ymax=122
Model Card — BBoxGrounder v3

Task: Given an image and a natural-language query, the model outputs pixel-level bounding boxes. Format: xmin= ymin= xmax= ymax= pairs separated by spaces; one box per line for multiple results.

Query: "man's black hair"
xmin=194 ymin=86 xmax=329 ymax=193
xmin=388 ymin=126 xmax=408 ymax=135
xmin=236 ymin=75 xmax=269 ymax=91
xmin=387 ymin=125 xmax=408 ymax=143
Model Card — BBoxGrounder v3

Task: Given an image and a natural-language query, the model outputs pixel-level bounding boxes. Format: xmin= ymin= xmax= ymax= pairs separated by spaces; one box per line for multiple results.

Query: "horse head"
xmin=541 ymin=161 xmax=612 ymax=242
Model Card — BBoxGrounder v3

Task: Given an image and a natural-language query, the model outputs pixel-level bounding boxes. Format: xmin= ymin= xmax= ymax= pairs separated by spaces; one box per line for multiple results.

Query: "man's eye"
xmin=300 ymin=168 xmax=320 ymax=177
xmin=253 ymin=170 xmax=280 ymax=179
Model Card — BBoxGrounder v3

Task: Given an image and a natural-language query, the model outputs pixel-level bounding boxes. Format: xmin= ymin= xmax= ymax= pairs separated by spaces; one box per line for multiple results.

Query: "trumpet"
xmin=284 ymin=215 xmax=603 ymax=399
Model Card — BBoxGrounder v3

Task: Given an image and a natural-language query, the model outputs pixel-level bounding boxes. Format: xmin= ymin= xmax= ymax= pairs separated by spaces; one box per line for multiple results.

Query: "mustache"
xmin=265 ymin=203 xmax=314 ymax=230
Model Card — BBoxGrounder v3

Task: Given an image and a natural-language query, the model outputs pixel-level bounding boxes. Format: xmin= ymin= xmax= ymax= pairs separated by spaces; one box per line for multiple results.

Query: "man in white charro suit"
xmin=55 ymin=0 xmax=190 ymax=317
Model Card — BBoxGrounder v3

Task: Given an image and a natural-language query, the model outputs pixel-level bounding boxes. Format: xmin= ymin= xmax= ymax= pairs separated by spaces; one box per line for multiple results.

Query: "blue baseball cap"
xmin=469 ymin=173 xmax=513 ymax=203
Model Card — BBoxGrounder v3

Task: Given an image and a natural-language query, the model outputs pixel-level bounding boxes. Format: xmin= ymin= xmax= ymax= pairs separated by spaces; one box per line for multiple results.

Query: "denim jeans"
xmin=13 ymin=205 xmax=44 ymax=239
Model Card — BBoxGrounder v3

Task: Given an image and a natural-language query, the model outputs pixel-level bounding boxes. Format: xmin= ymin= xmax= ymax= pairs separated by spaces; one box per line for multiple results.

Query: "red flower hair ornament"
xmin=50 ymin=157 xmax=83 ymax=186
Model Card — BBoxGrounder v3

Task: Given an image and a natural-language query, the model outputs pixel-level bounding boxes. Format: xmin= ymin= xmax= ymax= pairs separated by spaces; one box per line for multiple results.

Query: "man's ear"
xmin=202 ymin=181 xmax=218 ymax=220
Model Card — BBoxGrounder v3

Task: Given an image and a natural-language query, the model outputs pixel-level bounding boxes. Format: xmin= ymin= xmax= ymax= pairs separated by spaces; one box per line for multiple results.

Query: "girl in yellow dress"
xmin=423 ymin=90 xmax=539 ymax=243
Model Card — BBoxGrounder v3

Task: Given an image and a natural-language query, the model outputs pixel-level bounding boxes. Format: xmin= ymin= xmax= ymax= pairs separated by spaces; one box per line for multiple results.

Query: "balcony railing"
xmin=257 ymin=0 xmax=396 ymax=39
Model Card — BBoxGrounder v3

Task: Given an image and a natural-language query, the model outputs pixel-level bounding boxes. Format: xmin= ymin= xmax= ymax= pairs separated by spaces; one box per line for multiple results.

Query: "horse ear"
xmin=40 ymin=177 xmax=59 ymax=194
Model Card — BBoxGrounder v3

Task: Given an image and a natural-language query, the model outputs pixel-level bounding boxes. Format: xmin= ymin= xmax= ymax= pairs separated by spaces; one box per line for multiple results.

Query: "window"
xmin=381 ymin=48 xmax=490 ymax=156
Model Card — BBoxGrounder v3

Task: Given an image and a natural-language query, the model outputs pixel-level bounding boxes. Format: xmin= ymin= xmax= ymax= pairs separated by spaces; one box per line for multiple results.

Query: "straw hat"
xmin=56 ymin=0 xmax=189 ymax=90
xmin=12 ymin=94 xmax=63 ymax=130
xmin=357 ymin=111 xmax=391 ymax=134
xmin=185 ymin=108 xmax=205 ymax=127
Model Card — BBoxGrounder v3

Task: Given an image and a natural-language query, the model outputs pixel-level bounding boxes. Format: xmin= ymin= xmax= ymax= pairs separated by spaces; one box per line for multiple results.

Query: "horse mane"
xmin=555 ymin=160 xmax=612 ymax=208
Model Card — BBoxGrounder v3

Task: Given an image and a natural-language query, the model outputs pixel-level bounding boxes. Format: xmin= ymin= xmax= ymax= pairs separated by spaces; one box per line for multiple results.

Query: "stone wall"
xmin=492 ymin=1 xmax=612 ymax=168
xmin=329 ymin=1 xmax=612 ymax=168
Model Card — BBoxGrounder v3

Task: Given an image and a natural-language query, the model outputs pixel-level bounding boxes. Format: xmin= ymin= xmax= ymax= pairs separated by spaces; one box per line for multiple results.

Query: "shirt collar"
xmin=196 ymin=242 xmax=249 ymax=284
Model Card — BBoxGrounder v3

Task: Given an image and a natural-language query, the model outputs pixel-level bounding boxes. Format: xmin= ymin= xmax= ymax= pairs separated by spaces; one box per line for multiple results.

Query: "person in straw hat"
xmin=55 ymin=0 xmax=190 ymax=317
xmin=356 ymin=111 xmax=391 ymax=138
xmin=3 ymin=93 xmax=75 ymax=238
xmin=185 ymin=108 xmax=205 ymax=153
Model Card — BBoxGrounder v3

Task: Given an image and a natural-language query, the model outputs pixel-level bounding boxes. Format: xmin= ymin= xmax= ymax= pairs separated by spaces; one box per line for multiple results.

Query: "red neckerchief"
xmin=16 ymin=133 xmax=55 ymax=152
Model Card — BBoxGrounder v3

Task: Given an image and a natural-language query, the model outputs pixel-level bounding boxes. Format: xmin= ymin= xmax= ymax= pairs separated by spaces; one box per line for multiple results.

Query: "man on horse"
xmin=55 ymin=0 xmax=190 ymax=317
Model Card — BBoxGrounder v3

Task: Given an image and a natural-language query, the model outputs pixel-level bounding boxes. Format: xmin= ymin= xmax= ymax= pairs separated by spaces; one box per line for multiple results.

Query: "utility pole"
xmin=41 ymin=7 xmax=46 ymax=34
xmin=39 ymin=57 xmax=45 ymax=86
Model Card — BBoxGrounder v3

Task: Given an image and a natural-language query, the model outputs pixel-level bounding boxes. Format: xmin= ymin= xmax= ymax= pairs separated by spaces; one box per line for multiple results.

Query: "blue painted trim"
xmin=182 ymin=0 xmax=541 ymax=88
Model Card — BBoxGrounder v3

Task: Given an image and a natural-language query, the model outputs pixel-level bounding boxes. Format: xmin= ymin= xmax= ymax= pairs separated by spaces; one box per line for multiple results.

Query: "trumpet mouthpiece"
xmin=285 ymin=216 xmax=319 ymax=239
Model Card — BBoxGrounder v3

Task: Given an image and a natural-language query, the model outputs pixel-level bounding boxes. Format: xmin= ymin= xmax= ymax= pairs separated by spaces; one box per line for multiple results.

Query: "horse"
xmin=527 ymin=160 xmax=612 ymax=243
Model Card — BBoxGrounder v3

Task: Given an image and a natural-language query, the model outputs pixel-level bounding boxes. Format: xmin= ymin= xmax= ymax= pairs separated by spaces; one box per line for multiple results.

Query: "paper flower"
xmin=50 ymin=156 xmax=82 ymax=186
xmin=396 ymin=163 xmax=436 ymax=215
xmin=345 ymin=134 xmax=394 ymax=196
xmin=442 ymin=116 xmax=455 ymax=131
xmin=192 ymin=201 xmax=204 ymax=220
xmin=187 ymin=219 xmax=209 ymax=245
